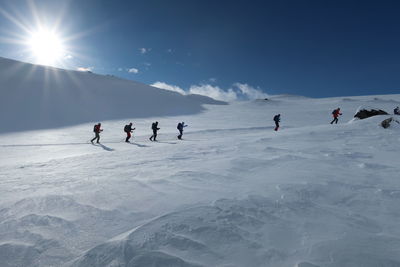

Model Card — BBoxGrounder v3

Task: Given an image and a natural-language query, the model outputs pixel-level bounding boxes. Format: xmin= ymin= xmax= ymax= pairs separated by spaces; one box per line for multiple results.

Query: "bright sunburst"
xmin=0 ymin=1 xmax=88 ymax=68
xmin=27 ymin=29 xmax=65 ymax=66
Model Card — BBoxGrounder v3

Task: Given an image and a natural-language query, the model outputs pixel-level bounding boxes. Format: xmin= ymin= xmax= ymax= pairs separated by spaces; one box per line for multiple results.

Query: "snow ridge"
xmin=0 ymin=57 xmax=224 ymax=133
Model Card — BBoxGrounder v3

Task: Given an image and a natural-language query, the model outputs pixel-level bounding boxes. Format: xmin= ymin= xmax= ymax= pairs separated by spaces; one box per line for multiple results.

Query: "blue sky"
xmin=0 ymin=0 xmax=400 ymax=99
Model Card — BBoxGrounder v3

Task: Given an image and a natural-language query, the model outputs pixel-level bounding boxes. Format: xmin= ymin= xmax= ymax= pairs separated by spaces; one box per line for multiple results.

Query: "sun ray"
xmin=0 ymin=8 xmax=31 ymax=33
xmin=51 ymin=0 xmax=71 ymax=31
xmin=27 ymin=0 xmax=42 ymax=29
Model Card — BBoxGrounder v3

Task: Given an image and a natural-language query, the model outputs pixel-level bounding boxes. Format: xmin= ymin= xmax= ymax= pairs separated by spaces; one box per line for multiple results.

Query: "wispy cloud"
xmin=189 ymin=84 xmax=238 ymax=101
xmin=64 ymin=54 xmax=73 ymax=59
xmin=234 ymin=83 xmax=268 ymax=99
xmin=77 ymin=67 xmax=93 ymax=72
xmin=128 ymin=68 xmax=139 ymax=74
xmin=151 ymin=82 xmax=186 ymax=95
xmin=139 ymin=48 xmax=151 ymax=54
xmin=151 ymin=82 xmax=268 ymax=101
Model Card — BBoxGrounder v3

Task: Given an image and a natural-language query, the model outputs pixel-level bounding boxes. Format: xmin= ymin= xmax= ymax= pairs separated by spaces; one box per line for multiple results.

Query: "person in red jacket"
xmin=124 ymin=122 xmax=135 ymax=143
xmin=330 ymin=108 xmax=342 ymax=124
xmin=91 ymin=123 xmax=103 ymax=143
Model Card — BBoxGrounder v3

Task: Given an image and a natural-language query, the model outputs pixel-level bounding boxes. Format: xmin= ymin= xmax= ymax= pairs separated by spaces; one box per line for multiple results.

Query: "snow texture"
xmin=1 ymin=58 xmax=400 ymax=267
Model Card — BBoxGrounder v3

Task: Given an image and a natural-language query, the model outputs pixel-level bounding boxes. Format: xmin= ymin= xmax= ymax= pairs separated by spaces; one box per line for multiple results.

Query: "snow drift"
xmin=0 ymin=57 xmax=224 ymax=133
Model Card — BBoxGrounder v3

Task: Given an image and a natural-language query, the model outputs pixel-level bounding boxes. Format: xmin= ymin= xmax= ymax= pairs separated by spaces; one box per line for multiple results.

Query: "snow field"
xmin=0 ymin=94 xmax=400 ymax=266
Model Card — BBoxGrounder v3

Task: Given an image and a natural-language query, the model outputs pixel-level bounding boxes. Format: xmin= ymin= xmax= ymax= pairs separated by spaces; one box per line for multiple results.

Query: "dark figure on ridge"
xmin=124 ymin=122 xmax=136 ymax=143
xmin=394 ymin=106 xmax=400 ymax=115
xmin=91 ymin=123 xmax=103 ymax=143
xmin=330 ymin=108 xmax=342 ymax=124
xmin=273 ymin=114 xmax=281 ymax=131
xmin=177 ymin=122 xmax=188 ymax=139
xmin=149 ymin=121 xmax=160 ymax=141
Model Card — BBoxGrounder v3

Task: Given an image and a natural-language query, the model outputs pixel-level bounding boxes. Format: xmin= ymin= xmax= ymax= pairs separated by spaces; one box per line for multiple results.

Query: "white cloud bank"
xmin=234 ymin=83 xmax=268 ymax=100
xmin=189 ymin=84 xmax=238 ymax=101
xmin=151 ymin=82 xmax=268 ymax=101
xmin=152 ymin=82 xmax=186 ymax=95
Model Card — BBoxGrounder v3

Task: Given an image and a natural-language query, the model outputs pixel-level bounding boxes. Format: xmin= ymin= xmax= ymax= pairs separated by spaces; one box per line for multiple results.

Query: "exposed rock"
xmin=354 ymin=109 xmax=388 ymax=120
xmin=381 ymin=117 xmax=400 ymax=129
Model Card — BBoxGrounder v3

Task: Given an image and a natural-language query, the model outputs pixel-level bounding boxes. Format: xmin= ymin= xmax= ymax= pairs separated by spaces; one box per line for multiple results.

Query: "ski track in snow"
xmin=1 ymin=95 xmax=400 ymax=266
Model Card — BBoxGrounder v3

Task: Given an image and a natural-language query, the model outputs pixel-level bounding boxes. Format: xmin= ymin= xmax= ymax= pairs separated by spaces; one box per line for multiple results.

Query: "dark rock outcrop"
xmin=381 ymin=117 xmax=400 ymax=129
xmin=354 ymin=109 xmax=388 ymax=120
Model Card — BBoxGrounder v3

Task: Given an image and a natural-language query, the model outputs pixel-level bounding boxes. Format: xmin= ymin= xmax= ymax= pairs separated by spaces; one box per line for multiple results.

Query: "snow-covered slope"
xmin=1 ymin=58 xmax=400 ymax=267
xmin=0 ymin=57 xmax=223 ymax=133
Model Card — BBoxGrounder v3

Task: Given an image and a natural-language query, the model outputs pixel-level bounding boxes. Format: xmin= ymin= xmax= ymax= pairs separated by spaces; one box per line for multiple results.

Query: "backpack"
xmin=177 ymin=123 xmax=181 ymax=130
xmin=124 ymin=125 xmax=129 ymax=132
xmin=93 ymin=124 xmax=97 ymax=132
xmin=332 ymin=109 xmax=336 ymax=115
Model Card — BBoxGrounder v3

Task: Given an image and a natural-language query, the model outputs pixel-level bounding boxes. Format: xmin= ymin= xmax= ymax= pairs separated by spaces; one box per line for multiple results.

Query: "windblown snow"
xmin=1 ymin=58 xmax=400 ymax=267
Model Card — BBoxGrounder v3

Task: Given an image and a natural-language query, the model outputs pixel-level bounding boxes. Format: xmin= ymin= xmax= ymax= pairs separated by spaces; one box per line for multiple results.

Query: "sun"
xmin=27 ymin=29 xmax=65 ymax=66
xmin=0 ymin=1 xmax=85 ymax=69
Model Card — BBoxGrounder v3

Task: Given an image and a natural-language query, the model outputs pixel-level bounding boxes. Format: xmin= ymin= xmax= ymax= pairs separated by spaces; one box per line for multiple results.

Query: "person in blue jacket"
xmin=273 ymin=114 xmax=280 ymax=131
xmin=177 ymin=122 xmax=188 ymax=139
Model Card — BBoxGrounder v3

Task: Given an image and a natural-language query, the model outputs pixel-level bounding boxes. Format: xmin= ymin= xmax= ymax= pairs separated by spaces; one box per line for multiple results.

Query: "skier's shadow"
xmin=92 ymin=143 xmax=114 ymax=151
xmin=156 ymin=141 xmax=177 ymax=145
xmin=129 ymin=142 xmax=149 ymax=148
